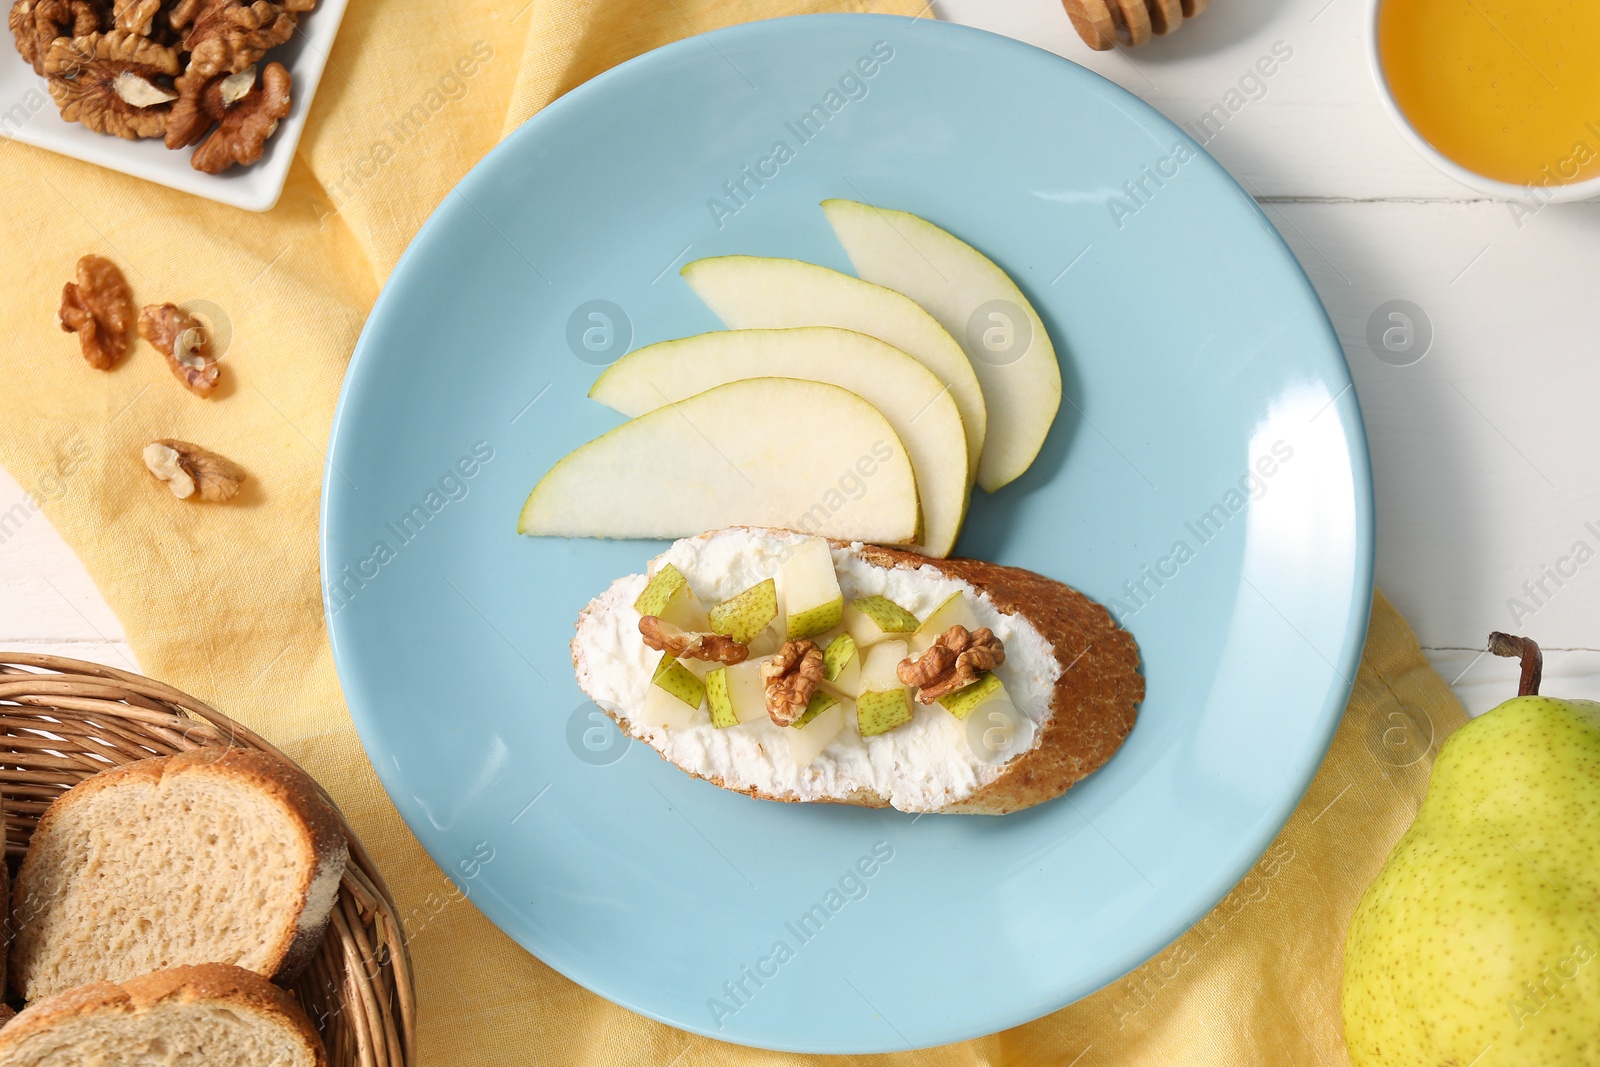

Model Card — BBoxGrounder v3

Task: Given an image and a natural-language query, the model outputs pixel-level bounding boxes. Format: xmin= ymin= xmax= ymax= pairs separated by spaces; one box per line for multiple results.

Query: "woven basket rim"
xmin=0 ymin=651 xmax=416 ymax=1067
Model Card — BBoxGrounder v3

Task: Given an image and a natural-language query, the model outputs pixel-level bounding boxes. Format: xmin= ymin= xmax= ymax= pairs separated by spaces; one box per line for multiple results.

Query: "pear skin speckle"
xmin=1343 ymin=697 xmax=1600 ymax=1066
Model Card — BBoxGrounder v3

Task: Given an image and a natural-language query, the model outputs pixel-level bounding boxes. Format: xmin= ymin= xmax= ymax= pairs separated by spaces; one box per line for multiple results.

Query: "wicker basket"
xmin=0 ymin=652 xmax=415 ymax=1067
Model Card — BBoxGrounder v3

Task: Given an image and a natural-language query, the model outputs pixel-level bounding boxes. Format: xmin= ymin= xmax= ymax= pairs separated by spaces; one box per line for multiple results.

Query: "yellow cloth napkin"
xmin=0 ymin=0 xmax=1467 ymax=1061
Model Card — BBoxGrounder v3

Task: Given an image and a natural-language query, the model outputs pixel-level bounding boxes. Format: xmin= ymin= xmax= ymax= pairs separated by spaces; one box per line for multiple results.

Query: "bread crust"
xmin=0 ymin=963 xmax=327 ymax=1065
xmin=578 ymin=530 xmax=1143 ymax=815
xmin=10 ymin=748 xmax=348 ymax=999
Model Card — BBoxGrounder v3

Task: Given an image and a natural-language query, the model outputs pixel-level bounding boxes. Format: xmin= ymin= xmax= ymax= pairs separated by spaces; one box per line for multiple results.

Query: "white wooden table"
xmin=4 ymin=0 xmax=1596 ymax=714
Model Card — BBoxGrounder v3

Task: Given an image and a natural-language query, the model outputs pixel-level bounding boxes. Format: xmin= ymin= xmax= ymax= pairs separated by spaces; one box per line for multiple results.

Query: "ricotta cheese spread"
xmin=572 ymin=528 xmax=1060 ymax=812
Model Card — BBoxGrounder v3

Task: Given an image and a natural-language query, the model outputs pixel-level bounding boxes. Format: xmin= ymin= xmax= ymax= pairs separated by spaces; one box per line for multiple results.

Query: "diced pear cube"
xmin=820 ymin=633 xmax=861 ymax=697
xmin=856 ymin=689 xmax=913 ymax=737
xmin=843 ymin=596 xmax=917 ymax=647
xmin=633 ymin=563 xmax=686 ymax=615
xmin=963 ymin=692 xmax=1034 ymax=764
xmin=705 ymin=668 xmax=738 ymax=728
xmin=661 ymin=594 xmax=711 ymax=631
xmin=937 ymin=671 xmax=1005 ymax=720
xmin=912 ymin=590 xmax=981 ymax=653
xmin=746 ymin=626 xmax=783 ymax=657
xmin=859 ymin=640 xmax=910 ymax=692
xmin=794 ymin=688 xmax=839 ymax=727
xmin=779 ymin=538 xmax=843 ymax=640
xmin=709 ymin=578 xmax=778 ymax=644
xmin=788 ymin=697 xmax=848 ymax=765
xmin=633 ymin=563 xmax=711 ymax=630
xmin=638 ymin=682 xmax=702 ymax=730
xmin=651 ymin=654 xmax=705 ymax=709
xmin=707 ymin=659 xmax=782 ymax=729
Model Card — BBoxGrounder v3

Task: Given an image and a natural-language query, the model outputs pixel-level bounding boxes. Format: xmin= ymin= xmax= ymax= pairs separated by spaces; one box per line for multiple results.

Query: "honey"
xmin=1379 ymin=0 xmax=1600 ymax=186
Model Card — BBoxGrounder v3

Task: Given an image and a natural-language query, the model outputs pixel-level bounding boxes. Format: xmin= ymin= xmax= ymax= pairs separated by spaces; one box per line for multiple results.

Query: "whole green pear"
xmin=1342 ymin=658 xmax=1600 ymax=1066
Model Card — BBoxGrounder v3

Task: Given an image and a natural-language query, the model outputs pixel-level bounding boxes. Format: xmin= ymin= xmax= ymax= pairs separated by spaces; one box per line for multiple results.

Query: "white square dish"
xmin=0 ymin=0 xmax=349 ymax=211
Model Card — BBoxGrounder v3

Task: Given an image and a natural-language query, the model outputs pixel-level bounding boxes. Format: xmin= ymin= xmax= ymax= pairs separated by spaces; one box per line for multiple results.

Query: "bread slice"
xmin=10 ymin=749 xmax=348 ymax=1002
xmin=572 ymin=527 xmax=1143 ymax=814
xmin=0 ymin=964 xmax=326 ymax=1066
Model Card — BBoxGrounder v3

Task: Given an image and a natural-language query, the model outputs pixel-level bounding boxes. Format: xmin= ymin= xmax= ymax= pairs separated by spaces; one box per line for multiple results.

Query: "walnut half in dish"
xmin=44 ymin=30 xmax=180 ymax=139
xmin=9 ymin=0 xmax=103 ymax=75
xmin=181 ymin=59 xmax=290 ymax=173
xmin=7 ymin=0 xmax=312 ymax=170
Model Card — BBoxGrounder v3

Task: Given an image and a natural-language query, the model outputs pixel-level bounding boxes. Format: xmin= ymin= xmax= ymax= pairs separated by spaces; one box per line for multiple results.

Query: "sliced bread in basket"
xmin=0 ymin=964 xmax=326 ymax=1066
xmin=9 ymin=748 xmax=348 ymax=1002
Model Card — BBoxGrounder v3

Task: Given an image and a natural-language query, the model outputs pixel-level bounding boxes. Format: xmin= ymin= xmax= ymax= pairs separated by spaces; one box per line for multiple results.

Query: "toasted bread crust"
xmin=10 ymin=749 xmax=348 ymax=998
xmin=0 ymin=964 xmax=326 ymax=1065
xmin=577 ymin=530 xmax=1142 ymax=815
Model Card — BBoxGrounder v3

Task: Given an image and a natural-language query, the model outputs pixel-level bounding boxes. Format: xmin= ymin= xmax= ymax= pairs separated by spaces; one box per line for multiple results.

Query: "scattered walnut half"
xmin=188 ymin=58 xmax=287 ymax=173
xmin=897 ymin=625 xmax=1006 ymax=704
xmin=639 ymin=615 xmax=748 ymax=665
xmin=44 ymin=30 xmax=180 ymax=139
xmin=142 ymin=439 xmax=244 ymax=501
xmin=59 ymin=253 xmax=133 ymax=370
xmin=760 ymin=639 xmax=823 ymax=727
xmin=137 ymin=302 xmax=220 ymax=396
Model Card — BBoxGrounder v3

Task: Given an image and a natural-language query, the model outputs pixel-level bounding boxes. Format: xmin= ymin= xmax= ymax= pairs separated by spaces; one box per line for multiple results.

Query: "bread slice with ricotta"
xmin=10 ymin=748 xmax=348 ymax=1002
xmin=0 ymin=964 xmax=326 ymax=1066
xmin=572 ymin=527 xmax=1143 ymax=814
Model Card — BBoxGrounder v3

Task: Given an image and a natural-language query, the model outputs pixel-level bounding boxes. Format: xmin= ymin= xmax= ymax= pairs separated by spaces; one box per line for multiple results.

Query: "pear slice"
xmin=708 ymin=578 xmax=777 ymax=644
xmin=682 ymin=255 xmax=986 ymax=478
xmin=518 ymin=377 xmax=918 ymax=544
xmin=822 ymin=199 xmax=1062 ymax=492
xmin=589 ymin=327 xmax=969 ymax=558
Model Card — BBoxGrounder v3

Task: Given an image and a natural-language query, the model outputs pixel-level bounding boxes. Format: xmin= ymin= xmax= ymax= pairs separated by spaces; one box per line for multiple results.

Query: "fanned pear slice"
xmin=822 ymin=199 xmax=1063 ymax=492
xmin=589 ymin=328 xmax=970 ymax=557
xmin=681 ymin=256 xmax=986 ymax=480
xmin=519 ymin=377 xmax=918 ymax=544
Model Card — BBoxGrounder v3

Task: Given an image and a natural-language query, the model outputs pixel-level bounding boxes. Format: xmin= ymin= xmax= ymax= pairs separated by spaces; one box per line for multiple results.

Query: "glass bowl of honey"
xmin=1367 ymin=0 xmax=1600 ymax=201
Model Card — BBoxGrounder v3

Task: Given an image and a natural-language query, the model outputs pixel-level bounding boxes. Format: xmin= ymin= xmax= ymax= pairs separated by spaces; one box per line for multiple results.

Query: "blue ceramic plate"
xmin=323 ymin=15 xmax=1372 ymax=1053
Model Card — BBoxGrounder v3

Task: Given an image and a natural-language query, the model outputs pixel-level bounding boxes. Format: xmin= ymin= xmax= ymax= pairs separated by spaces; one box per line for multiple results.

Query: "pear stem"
xmin=1488 ymin=632 xmax=1542 ymax=697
